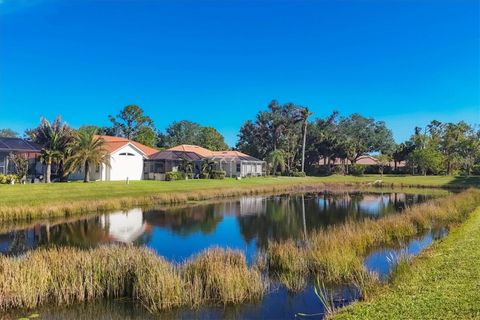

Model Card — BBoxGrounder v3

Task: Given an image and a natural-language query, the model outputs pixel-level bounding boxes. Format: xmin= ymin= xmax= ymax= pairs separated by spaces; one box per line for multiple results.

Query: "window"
xmin=95 ymin=165 xmax=100 ymax=173
xmin=119 ymin=152 xmax=135 ymax=156
xmin=0 ymin=156 xmax=4 ymax=174
xmin=236 ymin=163 xmax=241 ymax=172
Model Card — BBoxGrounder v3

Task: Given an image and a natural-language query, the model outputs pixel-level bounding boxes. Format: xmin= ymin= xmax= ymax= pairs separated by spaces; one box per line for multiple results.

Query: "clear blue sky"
xmin=1 ymin=0 xmax=479 ymax=146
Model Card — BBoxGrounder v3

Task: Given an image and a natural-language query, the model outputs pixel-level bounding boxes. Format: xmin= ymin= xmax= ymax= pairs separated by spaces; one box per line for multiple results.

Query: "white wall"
xmin=108 ymin=144 xmax=144 ymax=181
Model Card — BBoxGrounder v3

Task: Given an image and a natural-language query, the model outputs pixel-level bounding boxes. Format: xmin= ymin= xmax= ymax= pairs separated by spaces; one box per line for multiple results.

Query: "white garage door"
xmin=109 ymin=146 xmax=144 ymax=181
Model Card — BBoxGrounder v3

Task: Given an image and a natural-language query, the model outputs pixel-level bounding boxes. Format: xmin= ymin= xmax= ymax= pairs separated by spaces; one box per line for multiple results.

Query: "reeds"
xmin=0 ymin=246 xmax=266 ymax=313
xmin=267 ymin=189 xmax=480 ymax=290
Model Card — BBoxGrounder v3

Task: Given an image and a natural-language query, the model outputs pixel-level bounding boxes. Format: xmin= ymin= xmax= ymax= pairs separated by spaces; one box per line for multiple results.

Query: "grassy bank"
xmin=266 ymin=188 xmax=480 ymax=290
xmin=333 ymin=206 xmax=480 ymax=319
xmin=0 ymin=175 xmax=478 ymax=221
xmin=1 ymin=190 xmax=479 ymax=314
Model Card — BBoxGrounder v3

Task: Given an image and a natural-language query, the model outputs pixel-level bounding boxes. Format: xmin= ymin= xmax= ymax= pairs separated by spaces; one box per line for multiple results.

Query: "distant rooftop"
xmin=0 ymin=137 xmax=42 ymax=153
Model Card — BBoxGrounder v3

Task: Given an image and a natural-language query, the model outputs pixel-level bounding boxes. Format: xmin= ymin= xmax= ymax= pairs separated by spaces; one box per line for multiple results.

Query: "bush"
xmin=0 ymin=174 xmax=18 ymax=184
xmin=165 ymin=171 xmax=186 ymax=181
xmin=199 ymin=173 xmax=209 ymax=179
xmin=291 ymin=171 xmax=306 ymax=177
xmin=211 ymin=170 xmax=226 ymax=180
xmin=349 ymin=164 xmax=365 ymax=176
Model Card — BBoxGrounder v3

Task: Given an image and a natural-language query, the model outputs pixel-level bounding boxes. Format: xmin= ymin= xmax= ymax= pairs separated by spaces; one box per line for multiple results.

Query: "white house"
xmin=70 ymin=135 xmax=158 ymax=181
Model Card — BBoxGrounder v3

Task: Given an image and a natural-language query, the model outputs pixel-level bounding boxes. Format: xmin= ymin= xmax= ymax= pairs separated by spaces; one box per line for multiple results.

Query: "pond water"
xmin=0 ymin=191 xmax=435 ymax=261
xmin=1 ymin=190 xmax=448 ymax=319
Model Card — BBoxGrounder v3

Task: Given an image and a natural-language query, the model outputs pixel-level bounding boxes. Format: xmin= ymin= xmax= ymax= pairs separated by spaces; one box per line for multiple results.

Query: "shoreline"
xmin=0 ymin=176 xmax=477 ymax=222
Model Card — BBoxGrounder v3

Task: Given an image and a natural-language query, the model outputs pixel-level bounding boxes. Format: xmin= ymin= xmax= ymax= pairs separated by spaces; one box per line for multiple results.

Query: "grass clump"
xmin=267 ymin=189 xmax=480 ymax=289
xmin=0 ymin=246 xmax=266 ymax=313
xmin=182 ymin=248 xmax=265 ymax=305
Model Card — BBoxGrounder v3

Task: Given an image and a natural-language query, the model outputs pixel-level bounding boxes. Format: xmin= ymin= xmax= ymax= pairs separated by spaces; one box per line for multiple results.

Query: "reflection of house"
xmin=0 ymin=137 xmax=43 ymax=177
xmin=144 ymin=144 xmax=266 ymax=180
xmin=70 ymin=136 xmax=158 ymax=181
xmin=100 ymin=209 xmax=146 ymax=243
xmin=239 ymin=197 xmax=267 ymax=216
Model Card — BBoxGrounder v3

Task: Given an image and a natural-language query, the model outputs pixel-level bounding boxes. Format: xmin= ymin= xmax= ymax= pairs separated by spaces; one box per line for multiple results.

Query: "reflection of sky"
xmin=364 ymin=231 xmax=445 ymax=280
xmin=147 ymin=216 xmax=257 ymax=263
xmin=358 ymin=195 xmax=390 ymax=215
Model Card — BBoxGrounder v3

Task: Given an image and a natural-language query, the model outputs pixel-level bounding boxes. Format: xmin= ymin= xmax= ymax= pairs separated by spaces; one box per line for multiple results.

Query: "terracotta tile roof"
xmin=167 ymin=145 xmax=214 ymax=157
xmin=95 ymin=135 xmax=158 ymax=157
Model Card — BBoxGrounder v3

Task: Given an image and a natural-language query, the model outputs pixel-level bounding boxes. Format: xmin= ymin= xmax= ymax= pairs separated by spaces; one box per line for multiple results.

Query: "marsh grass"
xmin=1 ymin=189 xmax=479 ymax=314
xmin=0 ymin=247 xmax=266 ymax=313
xmin=267 ymin=189 xmax=480 ymax=289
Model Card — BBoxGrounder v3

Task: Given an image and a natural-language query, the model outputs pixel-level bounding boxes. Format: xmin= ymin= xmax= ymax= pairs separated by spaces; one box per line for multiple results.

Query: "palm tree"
xmin=179 ymin=157 xmax=193 ymax=179
xmin=65 ymin=129 xmax=109 ymax=182
xmin=266 ymin=149 xmax=285 ymax=175
xmin=301 ymin=107 xmax=313 ymax=173
xmin=201 ymin=158 xmax=215 ymax=179
xmin=29 ymin=117 xmax=74 ymax=183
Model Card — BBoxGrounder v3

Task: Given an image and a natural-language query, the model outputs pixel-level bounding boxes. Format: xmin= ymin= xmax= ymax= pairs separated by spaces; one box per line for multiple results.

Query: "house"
xmin=0 ymin=137 xmax=43 ymax=177
xmin=70 ymin=135 xmax=158 ymax=181
xmin=144 ymin=144 xmax=266 ymax=180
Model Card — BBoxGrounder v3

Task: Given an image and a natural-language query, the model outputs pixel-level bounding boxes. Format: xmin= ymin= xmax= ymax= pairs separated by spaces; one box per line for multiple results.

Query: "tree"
xmin=65 ymin=128 xmax=110 ymax=182
xmin=198 ymin=127 xmax=229 ymax=151
xmin=28 ymin=116 xmax=75 ymax=183
xmin=408 ymin=147 xmax=444 ymax=176
xmin=236 ymin=100 xmax=304 ymax=172
xmin=164 ymin=120 xmax=201 ymax=146
xmin=377 ymin=154 xmax=392 ymax=177
xmin=8 ymin=153 xmax=28 ymax=182
xmin=0 ymin=128 xmax=18 ymax=138
xmin=178 ymin=157 xmax=193 ymax=178
xmin=392 ymin=142 xmax=415 ymax=171
xmin=135 ymin=126 xmax=158 ymax=147
xmin=336 ymin=114 xmax=395 ymax=165
xmin=109 ymin=105 xmax=154 ymax=140
xmin=201 ymin=158 xmax=215 ymax=178
xmin=440 ymin=121 xmax=471 ymax=175
xmin=266 ymin=149 xmax=285 ymax=175
xmin=300 ymin=107 xmax=313 ymax=173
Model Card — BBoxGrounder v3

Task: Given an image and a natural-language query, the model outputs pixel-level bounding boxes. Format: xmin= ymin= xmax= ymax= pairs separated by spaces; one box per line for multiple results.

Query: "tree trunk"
xmin=301 ymin=121 xmax=307 ymax=173
xmin=84 ymin=162 xmax=90 ymax=183
xmin=45 ymin=160 xmax=51 ymax=183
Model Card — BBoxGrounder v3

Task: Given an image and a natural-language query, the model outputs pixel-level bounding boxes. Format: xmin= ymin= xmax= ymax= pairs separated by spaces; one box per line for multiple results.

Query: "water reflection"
xmin=0 ymin=192 xmax=435 ymax=261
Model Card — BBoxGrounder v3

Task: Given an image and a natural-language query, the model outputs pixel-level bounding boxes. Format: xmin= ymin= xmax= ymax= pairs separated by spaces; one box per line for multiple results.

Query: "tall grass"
xmin=0 ymin=247 xmax=265 ymax=313
xmin=266 ymin=189 xmax=480 ymax=291
xmin=1 ymin=189 xmax=478 ymax=314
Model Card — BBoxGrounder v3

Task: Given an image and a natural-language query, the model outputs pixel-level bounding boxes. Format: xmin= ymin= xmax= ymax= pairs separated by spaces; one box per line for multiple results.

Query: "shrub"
xmin=165 ymin=171 xmax=186 ymax=181
xmin=0 ymin=174 xmax=18 ymax=184
xmin=332 ymin=165 xmax=345 ymax=175
xmin=211 ymin=170 xmax=226 ymax=180
xmin=291 ymin=171 xmax=306 ymax=177
xmin=349 ymin=164 xmax=365 ymax=176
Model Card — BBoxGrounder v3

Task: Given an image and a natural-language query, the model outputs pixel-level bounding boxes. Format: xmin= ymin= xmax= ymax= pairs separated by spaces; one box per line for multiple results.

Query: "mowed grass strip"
xmin=333 ymin=207 xmax=480 ymax=320
xmin=0 ymin=175 xmax=478 ymax=221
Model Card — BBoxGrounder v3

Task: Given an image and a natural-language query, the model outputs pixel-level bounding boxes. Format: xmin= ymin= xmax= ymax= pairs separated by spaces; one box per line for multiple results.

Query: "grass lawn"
xmin=0 ymin=175 xmax=478 ymax=221
xmin=333 ymin=206 xmax=480 ymax=320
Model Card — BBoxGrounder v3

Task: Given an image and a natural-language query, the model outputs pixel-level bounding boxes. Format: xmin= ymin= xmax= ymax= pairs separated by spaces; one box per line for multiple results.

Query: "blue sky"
xmin=0 ymin=0 xmax=479 ymax=146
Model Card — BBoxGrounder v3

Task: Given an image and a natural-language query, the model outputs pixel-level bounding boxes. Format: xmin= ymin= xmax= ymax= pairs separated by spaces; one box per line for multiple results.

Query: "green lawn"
xmin=333 ymin=206 xmax=480 ymax=320
xmin=0 ymin=175 xmax=477 ymax=206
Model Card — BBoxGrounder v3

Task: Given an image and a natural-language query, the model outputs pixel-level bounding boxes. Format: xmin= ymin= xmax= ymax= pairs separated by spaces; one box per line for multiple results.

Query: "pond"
xmin=1 ymin=191 xmax=436 ymax=261
xmin=1 ymin=190 xmax=447 ymax=319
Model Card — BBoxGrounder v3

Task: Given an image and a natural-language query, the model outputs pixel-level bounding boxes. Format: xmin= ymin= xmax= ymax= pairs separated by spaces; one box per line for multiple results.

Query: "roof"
xmin=158 ymin=144 xmax=263 ymax=162
xmin=148 ymin=150 xmax=203 ymax=161
xmin=210 ymin=150 xmax=263 ymax=162
xmin=167 ymin=145 xmax=214 ymax=157
xmin=95 ymin=135 xmax=158 ymax=157
xmin=0 ymin=137 xmax=42 ymax=153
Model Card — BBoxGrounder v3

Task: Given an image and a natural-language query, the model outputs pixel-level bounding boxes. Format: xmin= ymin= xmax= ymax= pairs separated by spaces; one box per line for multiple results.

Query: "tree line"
xmin=1 ymin=101 xmax=479 ymax=182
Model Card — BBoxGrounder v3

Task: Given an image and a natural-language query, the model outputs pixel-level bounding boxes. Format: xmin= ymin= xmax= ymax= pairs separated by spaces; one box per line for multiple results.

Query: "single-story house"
xmin=144 ymin=144 xmax=266 ymax=180
xmin=70 ymin=135 xmax=158 ymax=181
xmin=0 ymin=137 xmax=43 ymax=177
